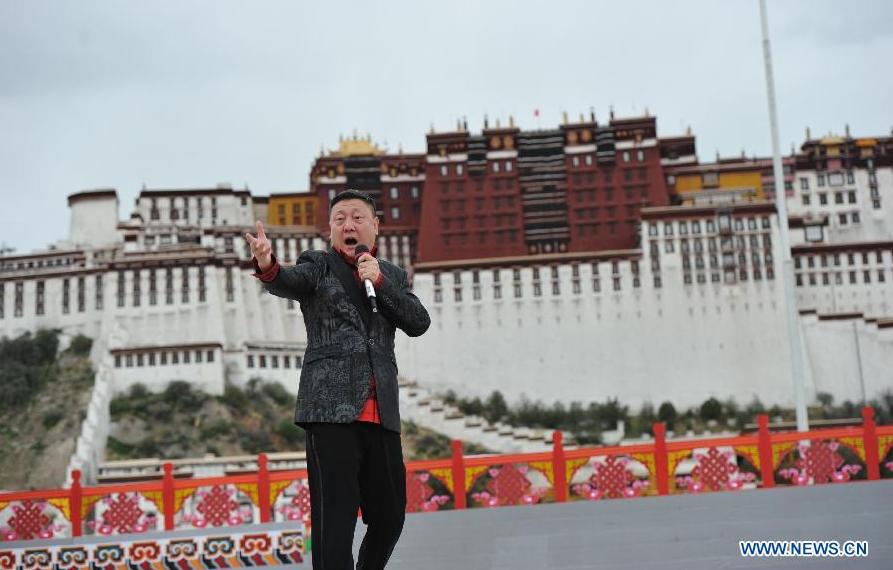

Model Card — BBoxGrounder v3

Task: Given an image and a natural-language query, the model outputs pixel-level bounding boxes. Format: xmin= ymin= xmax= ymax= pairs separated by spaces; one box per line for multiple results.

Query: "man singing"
xmin=244 ymin=189 xmax=431 ymax=569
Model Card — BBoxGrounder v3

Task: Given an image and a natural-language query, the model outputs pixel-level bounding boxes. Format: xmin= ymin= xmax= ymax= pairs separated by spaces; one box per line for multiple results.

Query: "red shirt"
xmin=252 ymin=247 xmax=384 ymax=424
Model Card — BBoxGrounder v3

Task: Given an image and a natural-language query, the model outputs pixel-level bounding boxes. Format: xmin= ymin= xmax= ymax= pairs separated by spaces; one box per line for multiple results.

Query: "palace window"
xmin=62 ymin=278 xmax=70 ymax=314
xmin=36 ymin=281 xmax=45 ymax=315
xmin=95 ymin=275 xmax=103 ymax=310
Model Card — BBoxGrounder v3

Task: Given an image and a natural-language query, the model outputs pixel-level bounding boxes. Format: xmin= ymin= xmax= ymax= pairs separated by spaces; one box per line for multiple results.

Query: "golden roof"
xmin=330 ymin=132 xmax=385 ymax=157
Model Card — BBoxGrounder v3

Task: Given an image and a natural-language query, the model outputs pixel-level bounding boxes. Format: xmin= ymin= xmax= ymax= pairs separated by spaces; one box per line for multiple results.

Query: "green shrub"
xmin=200 ymin=421 xmax=231 ymax=440
xmin=275 ymin=420 xmax=304 ymax=445
xmin=67 ymin=335 xmax=93 ymax=357
xmin=261 ymin=382 xmax=292 ymax=407
xmin=110 ymin=397 xmax=131 ymax=416
xmin=163 ymin=381 xmax=200 ymax=409
xmin=128 ymin=383 xmax=149 ymax=400
xmin=42 ymin=411 xmax=63 ymax=429
xmin=700 ymin=397 xmax=723 ymax=422
xmin=221 ymin=382 xmax=249 ymax=409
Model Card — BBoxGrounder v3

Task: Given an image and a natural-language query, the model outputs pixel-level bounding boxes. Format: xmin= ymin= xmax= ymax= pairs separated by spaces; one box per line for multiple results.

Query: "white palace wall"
xmin=398 ymin=206 xmax=893 ymax=410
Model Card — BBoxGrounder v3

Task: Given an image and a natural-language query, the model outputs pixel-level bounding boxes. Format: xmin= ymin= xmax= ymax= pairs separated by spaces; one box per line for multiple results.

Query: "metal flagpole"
xmin=758 ymin=0 xmax=809 ymax=432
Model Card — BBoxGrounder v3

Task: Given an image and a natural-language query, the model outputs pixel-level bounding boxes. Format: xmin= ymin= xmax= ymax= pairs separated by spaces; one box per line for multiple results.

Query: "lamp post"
xmin=758 ymin=0 xmax=809 ymax=432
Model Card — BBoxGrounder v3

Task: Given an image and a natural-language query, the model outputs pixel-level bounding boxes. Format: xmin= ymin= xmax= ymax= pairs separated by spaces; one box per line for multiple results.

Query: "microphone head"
xmin=354 ymin=244 xmax=370 ymax=255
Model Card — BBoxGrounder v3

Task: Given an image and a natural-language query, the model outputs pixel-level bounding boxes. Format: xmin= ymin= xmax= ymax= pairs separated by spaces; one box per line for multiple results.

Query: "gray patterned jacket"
xmin=259 ymin=249 xmax=430 ymax=433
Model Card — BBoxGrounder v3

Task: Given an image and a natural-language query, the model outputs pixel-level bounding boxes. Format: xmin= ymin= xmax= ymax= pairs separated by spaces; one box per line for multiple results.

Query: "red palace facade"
xmin=310 ymin=114 xmax=698 ymax=264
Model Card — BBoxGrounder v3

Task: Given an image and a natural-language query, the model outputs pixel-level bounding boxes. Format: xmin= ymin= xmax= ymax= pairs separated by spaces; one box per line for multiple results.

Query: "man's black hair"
xmin=330 ymin=189 xmax=377 ymax=215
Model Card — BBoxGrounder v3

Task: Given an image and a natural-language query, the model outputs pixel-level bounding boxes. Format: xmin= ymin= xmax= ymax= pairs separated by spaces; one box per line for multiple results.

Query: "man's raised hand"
xmin=245 ymin=220 xmax=273 ymax=271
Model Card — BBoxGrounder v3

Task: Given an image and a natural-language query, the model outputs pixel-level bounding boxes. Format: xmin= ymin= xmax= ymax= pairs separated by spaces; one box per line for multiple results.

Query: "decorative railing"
xmin=1 ymin=407 xmax=890 ymax=542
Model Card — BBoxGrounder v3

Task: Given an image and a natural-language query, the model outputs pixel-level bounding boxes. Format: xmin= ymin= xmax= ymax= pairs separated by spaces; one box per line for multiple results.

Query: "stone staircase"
xmin=398 ymin=378 xmax=573 ymax=454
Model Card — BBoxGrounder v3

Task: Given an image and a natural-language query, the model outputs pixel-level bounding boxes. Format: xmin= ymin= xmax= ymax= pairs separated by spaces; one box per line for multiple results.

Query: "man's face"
xmin=329 ymin=198 xmax=379 ymax=257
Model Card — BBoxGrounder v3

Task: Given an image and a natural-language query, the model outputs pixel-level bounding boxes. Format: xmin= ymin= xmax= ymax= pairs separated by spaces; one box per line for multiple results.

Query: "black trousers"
xmin=304 ymin=422 xmax=406 ymax=570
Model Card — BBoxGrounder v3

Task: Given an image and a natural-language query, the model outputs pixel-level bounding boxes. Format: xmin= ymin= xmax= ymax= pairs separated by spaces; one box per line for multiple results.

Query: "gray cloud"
xmin=1 ymin=0 xmax=891 ymax=253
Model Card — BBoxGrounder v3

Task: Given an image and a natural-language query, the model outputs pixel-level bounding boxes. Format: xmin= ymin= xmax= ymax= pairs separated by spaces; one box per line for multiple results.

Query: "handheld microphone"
xmin=354 ymin=244 xmax=378 ymax=313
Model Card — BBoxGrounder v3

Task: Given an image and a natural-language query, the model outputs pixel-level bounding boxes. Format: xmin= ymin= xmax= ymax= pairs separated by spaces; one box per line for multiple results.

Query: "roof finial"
xmin=590 ymin=106 xmax=596 ymax=122
xmin=509 ymin=115 xmax=514 ymax=128
xmin=806 ymin=126 xmax=811 ymax=140
xmin=609 ymin=105 xmax=615 ymax=120
xmin=562 ymin=111 xmax=568 ymax=125
xmin=495 ymin=117 xmax=501 ymax=128
xmin=484 ymin=114 xmax=489 ymax=129
xmin=845 ymin=123 xmax=851 ymax=138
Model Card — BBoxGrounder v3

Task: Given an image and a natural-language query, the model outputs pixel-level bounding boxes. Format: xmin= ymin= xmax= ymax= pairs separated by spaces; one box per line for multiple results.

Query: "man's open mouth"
xmin=345 ymin=237 xmax=358 ymax=246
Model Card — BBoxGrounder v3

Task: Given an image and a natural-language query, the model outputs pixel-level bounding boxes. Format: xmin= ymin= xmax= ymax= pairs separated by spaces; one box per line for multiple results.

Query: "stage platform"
xmin=318 ymin=479 xmax=892 ymax=569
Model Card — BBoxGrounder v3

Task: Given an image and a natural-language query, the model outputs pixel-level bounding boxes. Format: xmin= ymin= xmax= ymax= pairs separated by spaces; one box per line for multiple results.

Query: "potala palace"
xmin=1 ymin=116 xmax=892 ymax=482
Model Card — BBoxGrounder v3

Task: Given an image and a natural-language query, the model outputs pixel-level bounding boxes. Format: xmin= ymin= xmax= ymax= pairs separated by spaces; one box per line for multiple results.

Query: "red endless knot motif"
xmin=405 ymin=472 xmax=434 ymax=513
xmin=800 ymin=441 xmax=844 ymax=484
xmin=291 ymin=484 xmax=312 ymax=521
xmin=278 ymin=482 xmax=312 ymax=522
xmin=573 ymin=456 xmax=645 ymax=499
xmin=779 ymin=441 xmax=860 ymax=485
xmin=5 ymin=501 xmax=52 ymax=540
xmin=405 ymin=472 xmax=449 ymax=512
xmin=691 ymin=448 xmax=737 ymax=491
xmin=473 ymin=465 xmax=537 ymax=507
xmin=676 ymin=448 xmax=755 ymax=492
xmin=100 ymin=494 xmax=146 ymax=534
xmin=195 ymin=486 xmax=240 ymax=527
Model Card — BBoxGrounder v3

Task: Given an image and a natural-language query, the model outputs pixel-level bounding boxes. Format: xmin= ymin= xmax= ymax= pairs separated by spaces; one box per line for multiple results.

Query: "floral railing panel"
xmin=175 ymin=484 xmax=255 ymax=528
xmin=466 ymin=461 xmax=552 ymax=508
xmin=0 ymin=500 xmax=68 ymax=541
xmin=672 ymin=447 xmax=757 ymax=493
xmin=271 ymin=479 xmax=311 ymax=523
xmin=569 ymin=455 xmax=650 ymax=500
xmin=775 ymin=440 xmax=864 ymax=486
xmin=0 ymin=407 xmax=889 ymax=543
xmin=84 ymin=492 xmax=161 ymax=536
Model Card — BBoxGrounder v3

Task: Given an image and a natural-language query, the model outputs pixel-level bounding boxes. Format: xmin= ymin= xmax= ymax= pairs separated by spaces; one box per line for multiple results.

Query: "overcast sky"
xmin=2 ymin=0 xmax=891 ymax=254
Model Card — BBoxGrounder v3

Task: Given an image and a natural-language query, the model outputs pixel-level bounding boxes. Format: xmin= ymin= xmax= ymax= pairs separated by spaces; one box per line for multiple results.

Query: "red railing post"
xmin=652 ymin=422 xmax=669 ymax=496
xmin=758 ymin=414 xmax=775 ymax=488
xmin=162 ymin=463 xmax=175 ymax=531
xmin=451 ymin=440 xmax=466 ymax=509
xmin=69 ymin=470 xmax=82 ymax=537
xmin=862 ymin=406 xmax=880 ymax=481
xmin=258 ymin=453 xmax=271 ymax=522
xmin=552 ymin=431 xmax=567 ymax=502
